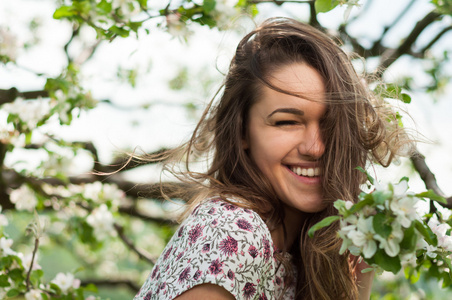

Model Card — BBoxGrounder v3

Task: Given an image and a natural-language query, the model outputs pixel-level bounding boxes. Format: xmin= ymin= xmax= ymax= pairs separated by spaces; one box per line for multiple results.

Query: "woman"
xmin=134 ymin=17 xmax=406 ymax=300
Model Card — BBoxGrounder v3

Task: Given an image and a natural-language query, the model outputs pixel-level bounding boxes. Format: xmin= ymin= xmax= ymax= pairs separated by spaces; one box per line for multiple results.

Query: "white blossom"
xmin=9 ymin=184 xmax=38 ymax=212
xmin=343 ymin=0 xmax=360 ymax=22
xmin=374 ymin=222 xmax=404 ymax=257
xmin=25 ymin=289 xmax=43 ymax=300
xmin=51 ymin=272 xmax=80 ymax=293
xmin=86 ymin=204 xmax=115 ymax=239
xmin=211 ymin=0 xmax=239 ymax=30
xmin=166 ymin=13 xmax=192 ymax=40
xmin=0 ymin=236 xmax=16 ymax=256
xmin=390 ymin=196 xmax=419 ymax=228
xmin=0 ymin=206 xmax=8 ymax=227
xmin=347 ymin=216 xmax=377 ymax=258
xmin=19 ymin=252 xmax=42 ymax=271
xmin=112 ymin=0 xmax=140 ymax=18
xmin=428 ymin=218 xmax=452 ymax=251
xmin=0 ymin=27 xmax=19 ymax=61
xmin=3 ymin=97 xmax=50 ymax=130
xmin=82 ymin=182 xmax=123 ymax=209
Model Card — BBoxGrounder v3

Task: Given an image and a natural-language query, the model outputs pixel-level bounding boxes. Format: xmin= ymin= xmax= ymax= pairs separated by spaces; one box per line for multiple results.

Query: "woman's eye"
xmin=275 ymin=120 xmax=298 ymax=126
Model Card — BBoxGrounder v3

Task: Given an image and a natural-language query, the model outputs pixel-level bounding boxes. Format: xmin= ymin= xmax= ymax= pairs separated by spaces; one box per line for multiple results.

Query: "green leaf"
xmin=348 ymin=197 xmax=373 ymax=215
xmin=97 ymin=0 xmax=112 ymax=14
xmin=128 ymin=21 xmax=143 ymax=33
xmin=315 ymin=0 xmax=339 ymax=13
xmin=374 ymin=249 xmax=401 ymax=274
xmin=373 ymin=213 xmax=392 ymax=238
xmin=401 ymin=93 xmax=411 ymax=103
xmin=355 ymin=166 xmax=374 ymax=184
xmin=0 ymin=274 xmax=10 ymax=287
xmin=108 ymin=25 xmax=130 ymax=38
xmin=53 ymin=6 xmax=76 ymax=19
xmin=203 ymin=0 xmax=216 ymax=13
xmin=6 ymin=288 xmax=20 ymax=297
xmin=308 ymin=216 xmax=340 ymax=238
xmin=414 ymin=220 xmax=438 ymax=246
xmin=415 ymin=190 xmax=447 ymax=204
xmin=372 ymin=190 xmax=390 ymax=206
xmin=83 ymin=283 xmax=98 ymax=293
xmin=400 ymin=224 xmax=417 ymax=252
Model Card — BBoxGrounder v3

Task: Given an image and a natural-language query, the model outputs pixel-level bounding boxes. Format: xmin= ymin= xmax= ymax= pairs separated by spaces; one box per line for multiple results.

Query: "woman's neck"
xmin=270 ymin=204 xmax=306 ymax=251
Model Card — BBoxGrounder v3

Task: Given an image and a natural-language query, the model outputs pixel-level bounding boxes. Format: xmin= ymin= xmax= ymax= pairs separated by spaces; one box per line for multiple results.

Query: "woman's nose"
xmin=299 ymin=127 xmax=325 ymax=159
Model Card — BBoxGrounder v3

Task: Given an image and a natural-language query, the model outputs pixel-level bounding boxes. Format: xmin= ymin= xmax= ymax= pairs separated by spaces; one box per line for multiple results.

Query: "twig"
xmin=377 ymin=10 xmax=440 ymax=72
xmin=419 ymin=25 xmax=452 ymax=55
xmin=410 ymin=150 xmax=452 ymax=209
xmin=308 ymin=0 xmax=320 ymax=29
xmin=113 ymin=223 xmax=157 ymax=265
xmin=0 ymin=88 xmax=49 ymax=104
xmin=81 ymin=278 xmax=140 ymax=292
xmin=370 ymin=0 xmax=416 ymax=54
xmin=25 ymin=236 xmax=39 ymax=291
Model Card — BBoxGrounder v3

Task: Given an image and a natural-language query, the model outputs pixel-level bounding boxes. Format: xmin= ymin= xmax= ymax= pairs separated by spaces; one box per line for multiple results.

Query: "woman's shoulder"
xmin=186 ymin=197 xmax=271 ymax=235
xmin=134 ymin=197 xmax=292 ymax=300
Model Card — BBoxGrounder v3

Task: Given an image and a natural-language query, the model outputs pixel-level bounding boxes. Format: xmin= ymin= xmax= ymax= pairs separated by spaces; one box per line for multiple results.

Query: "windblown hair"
xmin=145 ymin=17 xmax=410 ymax=300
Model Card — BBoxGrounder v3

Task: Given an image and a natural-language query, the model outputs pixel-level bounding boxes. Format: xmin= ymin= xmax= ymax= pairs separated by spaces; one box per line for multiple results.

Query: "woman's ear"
xmin=242 ymin=138 xmax=249 ymax=150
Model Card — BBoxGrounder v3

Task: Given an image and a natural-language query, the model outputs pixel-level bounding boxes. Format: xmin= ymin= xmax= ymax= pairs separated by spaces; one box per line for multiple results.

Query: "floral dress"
xmin=134 ymin=198 xmax=296 ymax=300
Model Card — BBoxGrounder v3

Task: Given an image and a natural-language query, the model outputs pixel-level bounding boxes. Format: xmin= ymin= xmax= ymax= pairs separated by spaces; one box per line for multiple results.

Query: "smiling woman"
xmin=133 ymin=17 xmax=409 ymax=300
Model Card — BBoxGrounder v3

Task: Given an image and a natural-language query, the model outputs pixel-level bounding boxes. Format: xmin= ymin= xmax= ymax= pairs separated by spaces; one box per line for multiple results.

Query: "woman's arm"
xmin=352 ymin=255 xmax=374 ymax=300
xmin=174 ymin=283 xmax=236 ymax=300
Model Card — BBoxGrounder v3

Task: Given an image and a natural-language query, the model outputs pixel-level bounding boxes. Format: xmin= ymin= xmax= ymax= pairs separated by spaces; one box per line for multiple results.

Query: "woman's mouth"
xmin=289 ymin=166 xmax=321 ymax=177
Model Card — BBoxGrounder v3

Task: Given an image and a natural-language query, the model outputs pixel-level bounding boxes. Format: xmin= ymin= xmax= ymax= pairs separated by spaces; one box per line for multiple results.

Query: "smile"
xmin=289 ymin=166 xmax=320 ymax=177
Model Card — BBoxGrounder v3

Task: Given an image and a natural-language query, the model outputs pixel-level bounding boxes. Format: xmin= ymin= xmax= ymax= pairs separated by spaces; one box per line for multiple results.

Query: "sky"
xmin=0 ymin=0 xmax=451 ymax=199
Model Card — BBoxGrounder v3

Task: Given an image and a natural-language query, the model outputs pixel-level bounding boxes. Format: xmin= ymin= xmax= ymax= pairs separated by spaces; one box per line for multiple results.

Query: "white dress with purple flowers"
xmin=133 ymin=198 xmax=296 ymax=300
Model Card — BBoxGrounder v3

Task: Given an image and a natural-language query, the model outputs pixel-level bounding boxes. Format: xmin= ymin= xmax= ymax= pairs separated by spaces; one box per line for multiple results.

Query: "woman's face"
xmin=244 ymin=63 xmax=327 ymax=213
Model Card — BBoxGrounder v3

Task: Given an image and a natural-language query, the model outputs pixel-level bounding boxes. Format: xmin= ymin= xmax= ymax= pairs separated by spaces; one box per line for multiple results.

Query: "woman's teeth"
xmin=290 ymin=166 xmax=320 ymax=177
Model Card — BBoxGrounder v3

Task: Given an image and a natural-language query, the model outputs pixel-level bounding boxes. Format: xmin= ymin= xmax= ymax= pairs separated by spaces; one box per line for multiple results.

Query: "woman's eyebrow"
xmin=267 ymin=108 xmax=304 ymax=118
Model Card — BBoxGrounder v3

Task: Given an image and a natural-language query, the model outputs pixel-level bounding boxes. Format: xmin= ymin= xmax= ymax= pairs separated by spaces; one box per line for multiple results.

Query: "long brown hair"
xmin=146 ymin=17 xmax=409 ymax=299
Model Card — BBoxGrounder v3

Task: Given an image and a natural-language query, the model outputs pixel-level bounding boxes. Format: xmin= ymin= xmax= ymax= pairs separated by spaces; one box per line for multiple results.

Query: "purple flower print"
xmin=208 ymin=258 xmax=223 ymax=276
xmin=243 ymin=282 xmax=257 ymax=299
xmin=248 ymin=245 xmax=258 ymax=258
xmin=188 ymin=224 xmax=203 ymax=244
xmin=178 ymin=266 xmax=191 ymax=284
xmin=236 ymin=218 xmax=253 ymax=231
xmin=202 ymin=243 xmax=210 ymax=253
xmin=159 ymin=282 xmax=166 ymax=291
xmin=276 ymin=276 xmax=282 ymax=285
xmin=144 ymin=291 xmax=152 ymax=300
xmin=177 ymin=225 xmax=185 ymax=237
xmin=262 ymin=237 xmax=271 ymax=262
xmin=224 ymin=204 xmax=238 ymax=211
xmin=219 ymin=236 xmax=238 ymax=256
xmin=163 ymin=246 xmax=173 ymax=261
xmin=207 ymin=207 xmax=216 ymax=214
xmin=193 ymin=270 xmax=202 ymax=280
xmin=150 ymin=265 xmax=159 ymax=279
xmin=176 ymin=251 xmax=184 ymax=261
xmin=258 ymin=293 xmax=268 ymax=300
xmin=227 ymin=270 xmax=235 ymax=280
xmin=212 ymin=219 xmax=218 ymax=226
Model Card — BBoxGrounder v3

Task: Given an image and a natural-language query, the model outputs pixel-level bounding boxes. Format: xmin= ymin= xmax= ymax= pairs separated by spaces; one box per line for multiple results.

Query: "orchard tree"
xmin=0 ymin=0 xmax=452 ymax=299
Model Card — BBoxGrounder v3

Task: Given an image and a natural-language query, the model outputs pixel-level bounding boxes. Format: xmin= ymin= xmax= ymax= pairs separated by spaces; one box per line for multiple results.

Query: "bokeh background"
xmin=1 ymin=0 xmax=452 ymax=299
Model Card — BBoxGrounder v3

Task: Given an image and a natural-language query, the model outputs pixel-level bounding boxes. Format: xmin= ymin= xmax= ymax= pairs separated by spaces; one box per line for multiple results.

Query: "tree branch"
xmin=378 ymin=10 xmax=441 ymax=72
xmin=114 ymin=223 xmax=157 ymax=265
xmin=419 ymin=25 xmax=452 ymax=55
xmin=81 ymin=279 xmax=140 ymax=293
xmin=410 ymin=150 xmax=452 ymax=209
xmin=370 ymin=0 xmax=416 ymax=55
xmin=308 ymin=0 xmax=320 ymax=29
xmin=0 ymin=88 xmax=49 ymax=105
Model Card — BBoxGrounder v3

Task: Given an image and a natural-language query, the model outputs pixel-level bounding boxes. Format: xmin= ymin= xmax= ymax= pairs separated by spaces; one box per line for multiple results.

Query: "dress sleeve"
xmin=134 ymin=199 xmax=277 ymax=300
